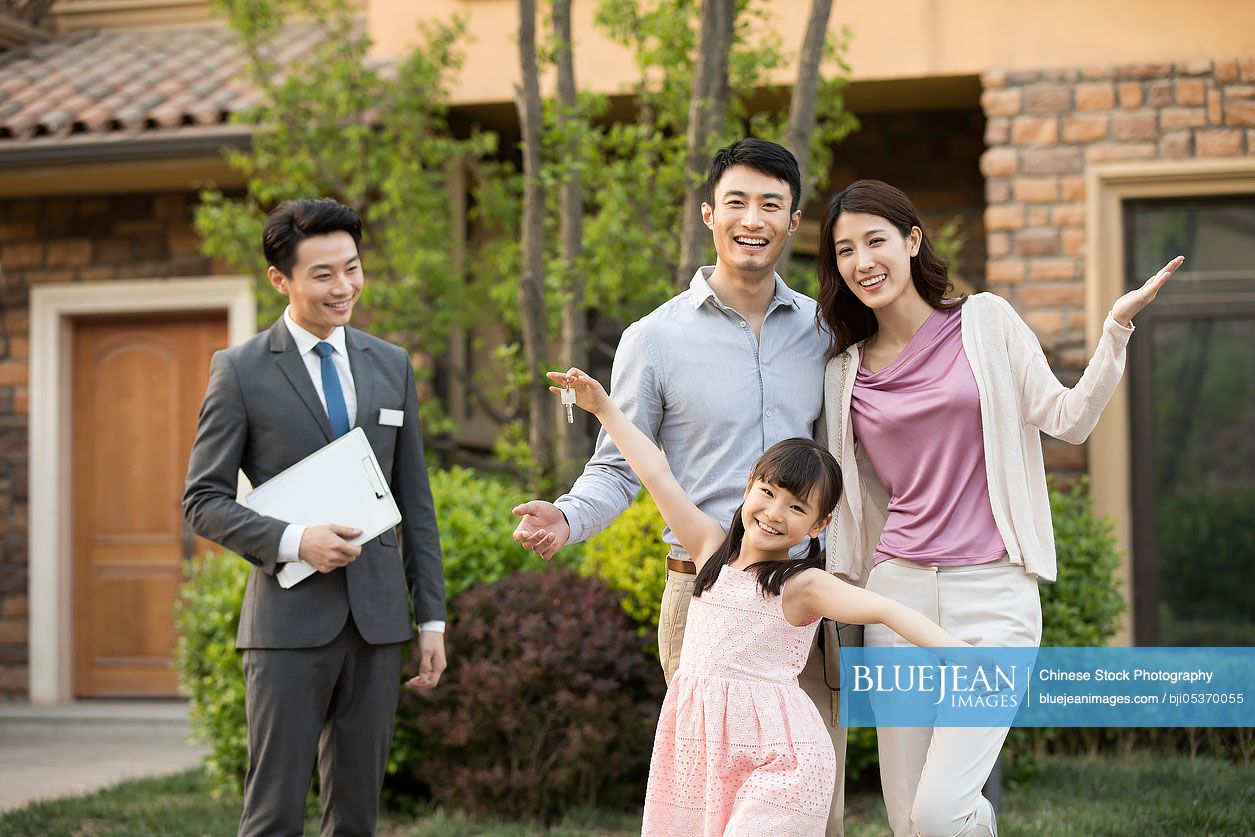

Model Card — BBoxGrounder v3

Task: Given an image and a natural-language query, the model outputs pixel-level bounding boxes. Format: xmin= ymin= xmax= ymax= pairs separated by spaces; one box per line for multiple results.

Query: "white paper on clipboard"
xmin=245 ymin=427 xmax=401 ymax=588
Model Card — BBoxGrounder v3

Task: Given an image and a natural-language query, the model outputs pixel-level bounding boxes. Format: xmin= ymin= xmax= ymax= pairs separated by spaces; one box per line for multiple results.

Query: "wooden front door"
xmin=72 ymin=312 xmax=227 ymax=697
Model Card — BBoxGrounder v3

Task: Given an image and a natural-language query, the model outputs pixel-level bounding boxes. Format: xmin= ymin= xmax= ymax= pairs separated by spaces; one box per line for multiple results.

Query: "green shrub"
xmin=174 ymin=552 xmax=250 ymax=797
xmin=393 ymin=568 xmax=664 ymax=822
xmin=428 ymin=466 xmax=578 ymax=601
xmin=578 ymin=491 xmax=669 ymax=647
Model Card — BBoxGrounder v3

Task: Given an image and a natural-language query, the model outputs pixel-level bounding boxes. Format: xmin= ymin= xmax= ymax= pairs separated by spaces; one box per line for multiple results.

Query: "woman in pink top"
xmin=814 ymin=180 xmax=1181 ymax=836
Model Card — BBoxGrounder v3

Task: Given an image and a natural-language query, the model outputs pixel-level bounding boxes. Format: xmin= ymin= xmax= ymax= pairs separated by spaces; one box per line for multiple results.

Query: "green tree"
xmin=195 ymin=0 xmax=495 ymax=445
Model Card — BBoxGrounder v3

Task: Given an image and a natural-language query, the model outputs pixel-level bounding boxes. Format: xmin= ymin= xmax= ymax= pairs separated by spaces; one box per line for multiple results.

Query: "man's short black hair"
xmin=703 ymin=138 xmax=803 ymax=214
xmin=262 ymin=198 xmax=363 ymax=277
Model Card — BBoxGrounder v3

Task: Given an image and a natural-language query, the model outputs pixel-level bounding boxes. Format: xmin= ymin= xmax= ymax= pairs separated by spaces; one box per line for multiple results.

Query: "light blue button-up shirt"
xmin=555 ymin=267 xmax=829 ymax=552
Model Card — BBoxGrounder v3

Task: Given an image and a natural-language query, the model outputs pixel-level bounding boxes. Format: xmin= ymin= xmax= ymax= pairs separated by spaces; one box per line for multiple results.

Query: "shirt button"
xmin=739 ymin=320 xmax=746 ymax=327
xmin=765 ymin=409 xmax=772 ymax=417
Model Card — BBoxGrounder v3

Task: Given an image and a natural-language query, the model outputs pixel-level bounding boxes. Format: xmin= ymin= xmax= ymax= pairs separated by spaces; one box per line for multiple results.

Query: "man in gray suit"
xmin=183 ymin=198 xmax=446 ymax=837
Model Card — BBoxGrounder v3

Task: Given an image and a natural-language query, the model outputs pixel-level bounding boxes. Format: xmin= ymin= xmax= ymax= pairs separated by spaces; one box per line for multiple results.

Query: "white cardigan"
xmin=822 ymin=292 xmax=1134 ymax=584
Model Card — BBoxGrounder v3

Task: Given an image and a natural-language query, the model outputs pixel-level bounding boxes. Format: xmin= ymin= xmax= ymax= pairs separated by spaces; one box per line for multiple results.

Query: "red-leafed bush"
xmin=392 ymin=568 xmax=665 ymax=822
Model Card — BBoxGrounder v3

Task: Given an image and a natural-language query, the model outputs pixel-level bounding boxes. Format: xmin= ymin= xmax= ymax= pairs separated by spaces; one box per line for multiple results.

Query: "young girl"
xmin=546 ymin=367 xmax=966 ymax=837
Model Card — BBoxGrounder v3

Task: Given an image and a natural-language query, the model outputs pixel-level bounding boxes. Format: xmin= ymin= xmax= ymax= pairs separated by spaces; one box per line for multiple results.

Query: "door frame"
xmin=29 ymin=277 xmax=255 ymax=705
xmin=1085 ymin=157 xmax=1255 ymax=645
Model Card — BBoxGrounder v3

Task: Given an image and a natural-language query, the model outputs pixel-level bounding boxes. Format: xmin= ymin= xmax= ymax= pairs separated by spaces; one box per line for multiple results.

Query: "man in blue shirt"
xmin=513 ymin=139 xmax=849 ymax=835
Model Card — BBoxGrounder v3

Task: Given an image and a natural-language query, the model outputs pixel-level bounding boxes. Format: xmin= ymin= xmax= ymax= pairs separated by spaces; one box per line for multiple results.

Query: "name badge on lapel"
xmin=379 ymin=408 xmax=404 ymax=427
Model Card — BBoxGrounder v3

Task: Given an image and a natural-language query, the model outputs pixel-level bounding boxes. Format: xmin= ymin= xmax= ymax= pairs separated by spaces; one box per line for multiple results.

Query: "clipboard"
xmin=246 ymin=427 xmax=401 ymax=589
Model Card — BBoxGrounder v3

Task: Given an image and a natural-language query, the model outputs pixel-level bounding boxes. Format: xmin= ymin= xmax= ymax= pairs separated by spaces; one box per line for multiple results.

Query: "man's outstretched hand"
xmin=512 ymin=500 xmax=570 ymax=561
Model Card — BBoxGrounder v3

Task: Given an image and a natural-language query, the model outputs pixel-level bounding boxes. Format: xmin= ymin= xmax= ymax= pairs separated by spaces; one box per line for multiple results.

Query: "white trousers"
xmin=865 ymin=557 xmax=1041 ymax=837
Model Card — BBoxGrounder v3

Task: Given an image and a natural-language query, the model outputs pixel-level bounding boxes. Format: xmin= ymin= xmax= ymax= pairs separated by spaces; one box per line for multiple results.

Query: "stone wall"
xmin=979 ymin=58 xmax=1255 ymax=475
xmin=0 ymin=191 xmax=225 ymax=696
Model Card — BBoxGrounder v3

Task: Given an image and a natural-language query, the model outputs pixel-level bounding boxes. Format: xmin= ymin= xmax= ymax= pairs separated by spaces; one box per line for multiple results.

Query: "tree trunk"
xmin=516 ymin=0 xmax=554 ymax=483
xmin=551 ymin=0 xmax=589 ymax=485
xmin=675 ymin=0 xmax=736 ymax=289
xmin=777 ymin=0 xmax=834 ymax=279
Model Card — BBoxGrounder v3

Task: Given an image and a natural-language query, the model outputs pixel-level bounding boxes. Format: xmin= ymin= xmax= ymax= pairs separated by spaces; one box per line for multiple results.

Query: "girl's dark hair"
xmin=263 ymin=197 xmax=363 ymax=277
xmin=816 ymin=179 xmax=965 ymax=356
xmin=693 ymin=438 xmax=842 ymax=599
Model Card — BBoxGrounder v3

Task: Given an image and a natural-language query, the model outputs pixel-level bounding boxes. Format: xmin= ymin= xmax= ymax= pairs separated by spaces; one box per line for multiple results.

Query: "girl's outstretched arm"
xmin=547 ymin=368 xmax=726 ymax=566
xmin=784 ymin=568 xmax=966 ymax=648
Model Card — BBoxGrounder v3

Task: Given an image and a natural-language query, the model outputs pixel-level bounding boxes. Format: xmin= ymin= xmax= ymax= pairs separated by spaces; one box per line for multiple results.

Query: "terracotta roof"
xmin=0 ymin=21 xmax=328 ymax=143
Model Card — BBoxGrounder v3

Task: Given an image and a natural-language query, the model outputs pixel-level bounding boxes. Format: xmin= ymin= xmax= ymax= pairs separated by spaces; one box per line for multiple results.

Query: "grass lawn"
xmin=1 ymin=754 xmax=1249 ymax=836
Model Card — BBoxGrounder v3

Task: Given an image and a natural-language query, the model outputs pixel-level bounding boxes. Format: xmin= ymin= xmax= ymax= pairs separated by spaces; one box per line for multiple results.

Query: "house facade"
xmin=1 ymin=0 xmax=1251 ymax=703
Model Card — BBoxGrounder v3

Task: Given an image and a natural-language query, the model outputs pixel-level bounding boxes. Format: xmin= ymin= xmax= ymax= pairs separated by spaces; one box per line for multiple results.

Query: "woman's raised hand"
xmin=1111 ymin=255 xmax=1184 ymax=327
xmin=547 ymin=367 xmax=609 ymax=415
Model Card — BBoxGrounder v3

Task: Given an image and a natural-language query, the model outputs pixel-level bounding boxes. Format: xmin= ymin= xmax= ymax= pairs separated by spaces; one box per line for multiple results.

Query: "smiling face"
xmin=702 ymin=164 xmax=801 ymax=278
xmin=740 ymin=477 xmax=829 ymax=553
xmin=832 ymin=211 xmax=923 ymax=312
xmin=267 ymin=230 xmax=363 ymax=338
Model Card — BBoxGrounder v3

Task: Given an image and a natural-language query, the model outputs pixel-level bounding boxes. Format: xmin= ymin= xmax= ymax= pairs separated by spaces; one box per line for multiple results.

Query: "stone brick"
xmin=1028 ymin=258 xmax=1080 ymax=281
xmin=1228 ymin=101 xmax=1255 ymax=127
xmin=1086 ymin=143 xmax=1156 ymax=163
xmin=1115 ymin=63 xmax=1174 ymax=80
xmin=986 ymin=259 xmax=1026 ymax=283
xmin=1027 ymin=207 xmax=1050 ymax=227
xmin=168 ymin=226 xmax=203 ymax=257
xmin=1175 ymin=78 xmax=1207 ymax=106
xmin=1118 ymin=82 xmax=1143 ymax=108
xmin=94 ymin=239 xmax=132 ymax=263
xmin=1160 ymin=107 xmax=1207 ymax=131
xmin=982 ymin=69 xmax=1007 ymax=89
xmin=1146 ymin=80 xmax=1173 ymax=108
xmin=0 ymin=242 xmax=44 ymax=268
xmin=1011 ymin=116 xmax=1059 ymax=145
xmin=1024 ymin=85 xmax=1071 ymax=114
xmin=1112 ymin=111 xmax=1159 ymax=141
xmin=1208 ymin=89 xmax=1224 ymax=124
xmin=1017 ymin=229 xmax=1060 ymax=257
xmin=14 ymin=388 xmax=27 ymax=417
xmin=0 ymin=619 xmax=26 ymax=644
xmin=78 ymin=268 xmax=116 ymax=282
xmin=985 ymin=205 xmax=1025 ymax=230
xmin=1013 ymin=177 xmax=1059 ymax=204
xmin=1197 ymin=129 xmax=1243 ymax=157
xmin=1241 ymin=57 xmax=1255 ymax=82
xmin=1061 ymin=177 xmax=1085 ymax=203
xmin=1023 ymin=310 xmax=1064 ymax=338
xmin=112 ymin=220 xmax=162 ymax=236
xmin=77 ymin=197 xmax=110 ymax=215
xmin=1062 ymin=115 xmax=1109 ymax=143
xmin=0 ymin=222 xmax=36 ymax=241
xmin=24 ymin=270 xmax=75 ymax=284
xmin=1081 ymin=66 xmax=1113 ymax=81
xmin=1075 ymin=82 xmax=1116 ymax=111
xmin=1018 ymin=283 xmax=1084 ymax=308
xmin=980 ymin=148 xmax=1018 ymax=178
xmin=7 ymin=337 xmax=27 ymax=361
xmin=981 ymin=88 xmax=1022 ymax=117
xmin=985 ymin=117 xmax=1010 ymax=146
xmin=1214 ymin=61 xmax=1238 ymax=83
xmin=153 ymin=194 xmax=187 ymax=219
xmin=987 ymin=231 xmax=1013 ymax=258
xmin=986 ymin=179 xmax=1012 ymax=204
xmin=0 ymin=666 xmax=27 ymax=693
xmin=1053 ymin=205 xmax=1086 ymax=227
xmin=4 ymin=311 xmax=28 ymax=332
xmin=1159 ymin=131 xmax=1192 ymax=159
xmin=1062 ymin=228 xmax=1086 ymax=256
xmin=1 ymin=596 xmax=26 ymax=618
xmin=1229 ymin=85 xmax=1255 ymax=100
xmin=46 ymin=239 xmax=93 ymax=268
xmin=0 ymin=363 xmax=27 ymax=386
xmin=1176 ymin=60 xmax=1213 ymax=77
xmin=1021 ymin=147 xmax=1083 ymax=175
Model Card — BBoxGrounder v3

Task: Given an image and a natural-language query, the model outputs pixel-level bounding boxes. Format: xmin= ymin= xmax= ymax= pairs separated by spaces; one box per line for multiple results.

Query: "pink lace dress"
xmin=641 ymin=564 xmax=836 ymax=836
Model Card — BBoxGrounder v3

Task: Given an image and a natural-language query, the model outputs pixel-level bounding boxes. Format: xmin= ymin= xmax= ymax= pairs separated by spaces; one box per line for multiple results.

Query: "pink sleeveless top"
xmin=850 ymin=306 xmax=1007 ymax=568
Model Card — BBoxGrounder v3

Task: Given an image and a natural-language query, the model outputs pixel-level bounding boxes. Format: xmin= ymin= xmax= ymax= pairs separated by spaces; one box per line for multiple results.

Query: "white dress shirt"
xmin=276 ymin=308 xmax=443 ymax=634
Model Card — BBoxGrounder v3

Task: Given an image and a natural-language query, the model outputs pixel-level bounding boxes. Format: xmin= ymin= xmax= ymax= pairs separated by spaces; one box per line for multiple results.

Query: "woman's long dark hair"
xmin=693 ymin=438 xmax=843 ymax=599
xmin=816 ymin=179 xmax=965 ymax=357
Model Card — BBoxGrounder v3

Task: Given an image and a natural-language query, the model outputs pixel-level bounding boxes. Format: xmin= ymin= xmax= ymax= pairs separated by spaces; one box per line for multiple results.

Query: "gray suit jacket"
xmin=183 ymin=318 xmax=445 ymax=650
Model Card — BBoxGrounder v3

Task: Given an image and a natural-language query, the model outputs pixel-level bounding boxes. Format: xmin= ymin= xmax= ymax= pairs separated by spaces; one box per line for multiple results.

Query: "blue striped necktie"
xmin=313 ymin=341 xmax=351 ymax=438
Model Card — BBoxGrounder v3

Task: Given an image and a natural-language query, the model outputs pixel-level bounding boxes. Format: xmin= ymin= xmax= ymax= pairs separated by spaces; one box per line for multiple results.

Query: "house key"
xmin=561 ymin=383 xmax=576 ymax=424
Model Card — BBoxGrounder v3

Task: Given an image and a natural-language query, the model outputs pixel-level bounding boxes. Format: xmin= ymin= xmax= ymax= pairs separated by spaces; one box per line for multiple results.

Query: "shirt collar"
xmin=283 ymin=307 xmax=347 ymax=357
xmin=687 ymin=266 xmax=801 ymax=312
